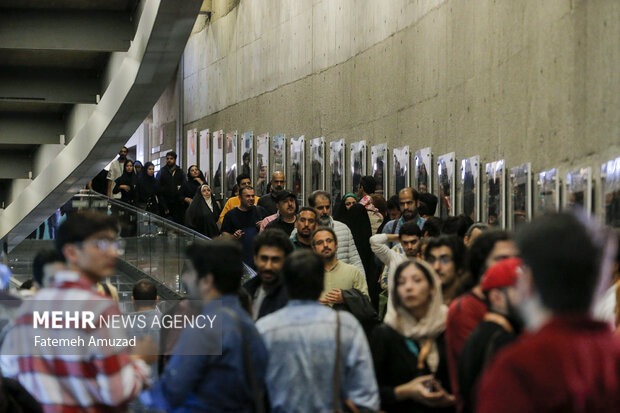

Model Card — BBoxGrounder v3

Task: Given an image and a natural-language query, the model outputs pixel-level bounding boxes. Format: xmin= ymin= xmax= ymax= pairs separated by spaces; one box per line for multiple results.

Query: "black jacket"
xmin=114 ymin=172 xmax=138 ymax=205
xmin=242 ymin=276 xmax=288 ymax=320
xmin=136 ymin=174 xmax=160 ymax=213
xmin=156 ymin=165 xmax=186 ymax=205
xmin=182 ymin=174 xmax=206 ymax=201
xmin=257 ymin=192 xmax=278 ymax=215
xmin=370 ymin=324 xmax=454 ymax=413
xmin=335 ymin=288 xmax=379 ymax=338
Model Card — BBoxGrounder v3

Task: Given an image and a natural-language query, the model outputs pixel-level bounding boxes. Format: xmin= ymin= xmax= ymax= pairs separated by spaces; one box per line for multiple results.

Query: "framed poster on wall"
xmin=290 ymin=136 xmax=305 ymax=205
xmin=330 ymin=139 xmax=345 ymax=209
xmin=564 ymin=167 xmax=592 ymax=214
xmin=602 ymin=156 xmax=620 ymax=227
xmin=186 ymin=128 xmax=197 ymax=168
xmin=460 ymin=156 xmax=480 ymax=221
xmin=310 ymin=137 xmax=325 ymax=192
xmin=272 ymin=134 xmax=286 ymax=176
xmin=255 ymin=133 xmax=270 ymax=197
xmin=485 ymin=160 xmax=506 ymax=228
xmin=350 ymin=141 xmax=367 ymax=193
xmin=240 ymin=131 xmax=253 ymax=181
xmin=509 ymin=163 xmax=532 ymax=230
xmin=393 ymin=146 xmax=410 ymax=195
xmin=537 ymin=168 xmax=560 ymax=216
xmin=414 ymin=147 xmax=432 ymax=194
xmin=225 ymin=131 xmax=238 ymax=198
xmin=199 ymin=129 xmax=209 ymax=183
xmin=437 ymin=152 xmax=455 ymax=219
xmin=212 ymin=130 xmax=224 ymax=199
xmin=371 ymin=143 xmax=388 ymax=196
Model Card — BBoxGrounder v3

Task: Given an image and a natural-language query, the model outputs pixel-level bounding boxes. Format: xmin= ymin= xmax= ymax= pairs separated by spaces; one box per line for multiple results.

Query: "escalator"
xmin=7 ymin=190 xmax=256 ymax=305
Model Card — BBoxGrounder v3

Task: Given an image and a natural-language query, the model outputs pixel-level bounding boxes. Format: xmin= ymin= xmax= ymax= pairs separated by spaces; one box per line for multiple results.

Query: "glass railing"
xmin=67 ymin=190 xmax=256 ymax=293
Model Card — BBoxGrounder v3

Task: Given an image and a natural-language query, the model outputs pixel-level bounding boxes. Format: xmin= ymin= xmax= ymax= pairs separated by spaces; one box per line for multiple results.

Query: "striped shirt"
xmin=0 ymin=271 xmax=150 ymax=413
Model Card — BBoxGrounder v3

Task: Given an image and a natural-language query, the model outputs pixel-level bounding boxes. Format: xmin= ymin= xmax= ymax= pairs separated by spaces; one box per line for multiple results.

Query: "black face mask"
xmin=503 ymin=290 xmax=524 ymax=334
xmin=119 ymin=154 xmax=127 ymax=161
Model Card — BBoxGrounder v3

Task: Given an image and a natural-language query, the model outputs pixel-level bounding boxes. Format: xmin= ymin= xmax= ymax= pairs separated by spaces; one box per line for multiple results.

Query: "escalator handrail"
xmin=72 ymin=190 xmax=257 ymax=278
xmin=75 ymin=190 xmax=208 ymax=240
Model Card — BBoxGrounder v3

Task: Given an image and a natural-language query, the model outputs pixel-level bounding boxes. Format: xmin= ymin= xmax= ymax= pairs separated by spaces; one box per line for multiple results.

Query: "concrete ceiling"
xmin=0 ymin=0 xmax=202 ymax=248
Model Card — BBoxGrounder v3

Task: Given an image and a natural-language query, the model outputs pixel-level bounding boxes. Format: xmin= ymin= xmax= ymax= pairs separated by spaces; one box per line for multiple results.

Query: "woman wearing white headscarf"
xmin=184 ymin=184 xmax=221 ymax=238
xmin=370 ymin=259 xmax=455 ymax=413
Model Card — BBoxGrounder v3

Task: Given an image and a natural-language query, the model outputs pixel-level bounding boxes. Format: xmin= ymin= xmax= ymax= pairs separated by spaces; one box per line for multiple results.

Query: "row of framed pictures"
xmin=186 ymin=128 xmax=620 ymax=229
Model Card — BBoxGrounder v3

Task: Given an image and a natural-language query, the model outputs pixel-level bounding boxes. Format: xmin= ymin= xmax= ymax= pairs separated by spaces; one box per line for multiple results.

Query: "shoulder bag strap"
xmin=333 ymin=310 xmax=342 ymax=412
xmin=222 ymin=307 xmax=265 ymax=413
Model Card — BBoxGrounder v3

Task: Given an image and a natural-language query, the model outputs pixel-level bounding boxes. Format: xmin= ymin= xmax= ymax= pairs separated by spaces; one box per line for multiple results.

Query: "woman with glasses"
xmin=370 ymin=260 xmax=455 ymax=412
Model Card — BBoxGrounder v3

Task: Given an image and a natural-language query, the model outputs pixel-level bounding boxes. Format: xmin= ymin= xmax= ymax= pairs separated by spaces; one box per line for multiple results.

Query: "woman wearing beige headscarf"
xmin=370 ymin=259 xmax=456 ymax=413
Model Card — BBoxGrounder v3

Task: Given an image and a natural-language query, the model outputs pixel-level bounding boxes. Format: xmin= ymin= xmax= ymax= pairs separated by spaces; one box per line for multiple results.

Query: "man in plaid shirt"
xmin=1 ymin=212 xmax=156 ymax=412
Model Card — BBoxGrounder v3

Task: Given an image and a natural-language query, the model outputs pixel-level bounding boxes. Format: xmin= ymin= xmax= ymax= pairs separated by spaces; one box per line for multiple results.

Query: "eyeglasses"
xmin=79 ymin=239 xmax=125 ymax=253
xmin=426 ymin=255 xmax=453 ymax=265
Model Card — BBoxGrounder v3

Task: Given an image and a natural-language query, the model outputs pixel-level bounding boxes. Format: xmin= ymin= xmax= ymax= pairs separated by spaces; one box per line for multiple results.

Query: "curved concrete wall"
xmin=1 ymin=0 xmax=202 ymax=249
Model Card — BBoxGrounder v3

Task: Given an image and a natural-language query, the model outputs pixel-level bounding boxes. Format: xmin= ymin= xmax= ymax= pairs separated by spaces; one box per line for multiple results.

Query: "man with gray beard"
xmin=290 ymin=190 xmax=365 ymax=276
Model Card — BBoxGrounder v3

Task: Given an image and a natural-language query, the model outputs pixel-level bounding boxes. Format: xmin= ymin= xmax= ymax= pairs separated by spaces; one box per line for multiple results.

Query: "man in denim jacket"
xmin=257 ymin=250 xmax=379 ymax=413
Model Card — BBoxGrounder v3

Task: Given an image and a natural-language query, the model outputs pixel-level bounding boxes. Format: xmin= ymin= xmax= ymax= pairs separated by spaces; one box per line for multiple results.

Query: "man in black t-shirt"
xmin=221 ymin=186 xmax=267 ymax=267
xmin=264 ymin=190 xmax=297 ymax=236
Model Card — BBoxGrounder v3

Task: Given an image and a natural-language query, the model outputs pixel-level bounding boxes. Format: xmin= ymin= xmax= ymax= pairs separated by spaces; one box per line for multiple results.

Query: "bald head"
xmin=398 ymin=187 xmax=420 ymax=222
xmin=271 ymin=171 xmax=285 ymax=192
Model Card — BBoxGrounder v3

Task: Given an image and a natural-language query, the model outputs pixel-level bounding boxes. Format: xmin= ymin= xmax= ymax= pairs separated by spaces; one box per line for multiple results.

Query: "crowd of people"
xmin=1 ymin=152 xmax=620 ymax=412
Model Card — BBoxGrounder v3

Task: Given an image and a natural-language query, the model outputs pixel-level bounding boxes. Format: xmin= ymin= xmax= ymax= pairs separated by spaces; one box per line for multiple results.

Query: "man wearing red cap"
xmin=457 ymin=257 xmax=523 ymax=413
xmin=477 ymin=213 xmax=620 ymax=413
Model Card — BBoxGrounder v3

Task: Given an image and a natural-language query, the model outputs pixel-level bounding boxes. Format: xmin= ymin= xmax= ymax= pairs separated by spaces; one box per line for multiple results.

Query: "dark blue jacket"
xmin=145 ymin=295 xmax=268 ymax=412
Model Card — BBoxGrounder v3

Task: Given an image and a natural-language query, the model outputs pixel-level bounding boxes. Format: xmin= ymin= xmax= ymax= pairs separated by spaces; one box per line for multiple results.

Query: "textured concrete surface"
xmin=173 ymin=0 xmax=618 ymax=215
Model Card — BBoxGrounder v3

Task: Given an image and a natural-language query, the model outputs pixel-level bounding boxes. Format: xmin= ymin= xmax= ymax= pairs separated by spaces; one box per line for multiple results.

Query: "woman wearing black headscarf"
xmin=182 ymin=165 xmax=207 ymax=207
xmin=136 ymin=162 xmax=160 ymax=214
xmin=334 ymin=193 xmax=379 ymax=308
xmin=184 ymin=184 xmax=221 ymax=238
xmin=113 ymin=160 xmax=138 ymax=205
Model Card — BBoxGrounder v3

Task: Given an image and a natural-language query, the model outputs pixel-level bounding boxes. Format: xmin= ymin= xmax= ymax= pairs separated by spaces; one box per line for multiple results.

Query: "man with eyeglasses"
xmin=257 ymin=171 xmax=286 ymax=215
xmin=424 ymin=235 xmax=466 ymax=304
xmin=1 ymin=212 xmax=156 ymax=412
xmin=291 ymin=190 xmax=365 ymax=276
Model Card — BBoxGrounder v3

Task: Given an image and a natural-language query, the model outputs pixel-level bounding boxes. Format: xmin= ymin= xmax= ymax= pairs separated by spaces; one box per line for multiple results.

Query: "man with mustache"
xmin=258 ymin=171 xmax=286 ymax=215
xmin=290 ymin=207 xmax=318 ymax=250
xmin=264 ymin=190 xmax=298 ymax=236
xmin=107 ymin=146 xmax=128 ymax=199
xmin=291 ymin=191 xmax=365 ymax=276
xmin=458 ymin=258 xmax=522 ymax=413
xmin=243 ymin=229 xmax=294 ymax=320
xmin=382 ymin=187 xmax=426 ymax=248
xmin=311 ymin=227 xmax=368 ymax=306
